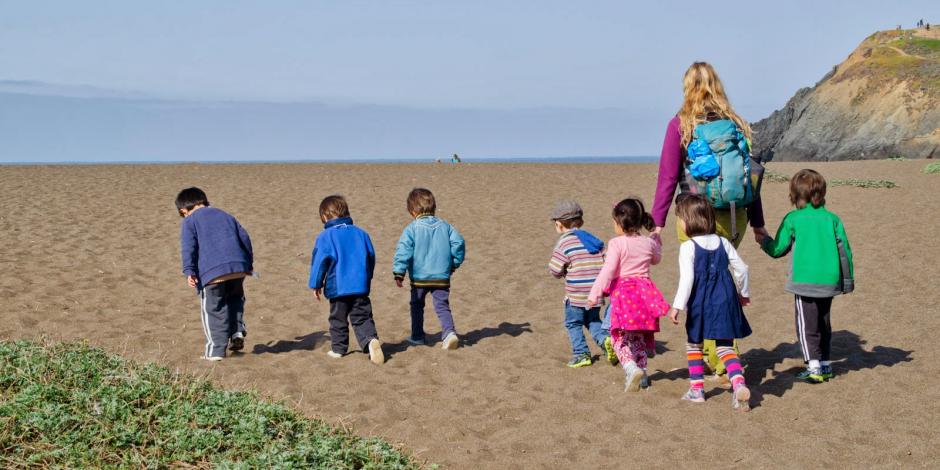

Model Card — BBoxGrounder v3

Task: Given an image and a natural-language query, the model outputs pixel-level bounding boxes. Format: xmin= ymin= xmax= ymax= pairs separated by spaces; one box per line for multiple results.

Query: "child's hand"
xmin=313 ymin=288 xmax=322 ymax=301
xmin=587 ymin=298 xmax=597 ymax=308
xmin=187 ymin=275 xmax=199 ymax=288
xmin=395 ymin=279 xmax=403 ymax=288
xmin=753 ymin=227 xmax=769 ymax=245
xmin=668 ymin=307 xmax=681 ymax=325
xmin=739 ymin=295 xmax=751 ymax=307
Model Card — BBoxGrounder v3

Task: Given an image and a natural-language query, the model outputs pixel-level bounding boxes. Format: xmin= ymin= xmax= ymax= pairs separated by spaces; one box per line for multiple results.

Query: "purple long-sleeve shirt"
xmin=651 ymin=116 xmax=765 ymax=228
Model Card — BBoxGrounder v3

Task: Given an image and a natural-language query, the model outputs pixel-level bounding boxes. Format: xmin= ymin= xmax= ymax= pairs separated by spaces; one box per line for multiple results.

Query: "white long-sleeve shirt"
xmin=672 ymin=234 xmax=750 ymax=310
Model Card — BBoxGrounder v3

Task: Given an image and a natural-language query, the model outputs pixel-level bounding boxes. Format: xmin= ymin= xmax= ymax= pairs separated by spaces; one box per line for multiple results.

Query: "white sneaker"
xmin=623 ymin=361 xmax=642 ymax=392
xmin=442 ymin=332 xmax=459 ymax=350
xmin=201 ymin=355 xmax=223 ymax=362
xmin=368 ymin=338 xmax=385 ymax=364
xmin=326 ymin=350 xmax=343 ymax=359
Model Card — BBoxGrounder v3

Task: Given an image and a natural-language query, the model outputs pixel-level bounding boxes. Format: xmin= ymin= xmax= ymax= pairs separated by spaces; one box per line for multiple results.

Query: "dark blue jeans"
xmin=564 ymin=300 xmax=608 ymax=356
xmin=410 ymin=287 xmax=456 ymax=340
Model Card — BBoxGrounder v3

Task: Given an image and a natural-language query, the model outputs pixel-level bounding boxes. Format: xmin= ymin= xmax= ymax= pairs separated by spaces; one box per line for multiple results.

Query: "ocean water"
xmin=1 ymin=156 xmax=658 ymax=165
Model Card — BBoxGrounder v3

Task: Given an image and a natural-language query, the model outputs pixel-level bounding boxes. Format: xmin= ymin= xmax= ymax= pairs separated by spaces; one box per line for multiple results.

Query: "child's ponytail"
xmin=612 ymin=198 xmax=654 ymax=235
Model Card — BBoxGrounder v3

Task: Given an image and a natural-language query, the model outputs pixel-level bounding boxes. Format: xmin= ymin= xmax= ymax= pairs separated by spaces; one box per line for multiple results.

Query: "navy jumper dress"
xmin=685 ymin=240 xmax=752 ymax=344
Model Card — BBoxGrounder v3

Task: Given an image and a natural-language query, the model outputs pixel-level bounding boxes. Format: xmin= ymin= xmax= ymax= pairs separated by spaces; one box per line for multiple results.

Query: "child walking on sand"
xmin=588 ymin=198 xmax=670 ymax=391
xmin=668 ymin=194 xmax=752 ymax=411
xmin=548 ymin=200 xmax=617 ymax=368
xmin=758 ymin=169 xmax=854 ymax=383
xmin=392 ymin=188 xmax=466 ymax=349
xmin=176 ymin=187 xmax=253 ymax=361
xmin=309 ymin=195 xmax=384 ymax=364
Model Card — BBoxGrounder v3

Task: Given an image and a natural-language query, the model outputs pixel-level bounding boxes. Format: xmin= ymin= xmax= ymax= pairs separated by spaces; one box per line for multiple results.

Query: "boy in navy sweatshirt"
xmin=309 ymin=195 xmax=385 ymax=364
xmin=177 ymin=187 xmax=253 ymax=361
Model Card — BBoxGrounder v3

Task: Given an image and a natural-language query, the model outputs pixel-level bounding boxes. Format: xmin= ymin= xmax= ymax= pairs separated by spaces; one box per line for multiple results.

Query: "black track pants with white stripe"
xmin=200 ymin=278 xmax=246 ymax=358
xmin=794 ymin=295 xmax=833 ymax=362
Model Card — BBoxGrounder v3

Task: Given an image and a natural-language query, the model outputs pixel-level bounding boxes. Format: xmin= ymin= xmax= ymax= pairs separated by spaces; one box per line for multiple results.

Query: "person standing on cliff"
xmin=650 ymin=62 xmax=768 ymax=384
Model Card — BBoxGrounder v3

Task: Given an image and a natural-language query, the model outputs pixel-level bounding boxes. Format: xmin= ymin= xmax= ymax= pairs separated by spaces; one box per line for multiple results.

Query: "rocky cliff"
xmin=752 ymin=29 xmax=940 ymax=161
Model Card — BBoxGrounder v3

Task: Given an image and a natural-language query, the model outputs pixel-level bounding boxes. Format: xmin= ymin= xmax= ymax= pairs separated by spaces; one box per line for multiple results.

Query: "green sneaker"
xmin=603 ymin=337 xmax=619 ymax=366
xmin=567 ymin=353 xmax=593 ymax=368
xmin=796 ymin=367 xmax=825 ymax=384
xmin=821 ymin=364 xmax=834 ymax=380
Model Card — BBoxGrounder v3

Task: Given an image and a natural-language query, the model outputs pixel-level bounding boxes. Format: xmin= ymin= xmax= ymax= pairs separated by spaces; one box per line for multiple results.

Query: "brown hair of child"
xmin=407 ymin=188 xmax=437 ymax=216
xmin=557 ymin=217 xmax=584 ymax=229
xmin=675 ymin=193 xmax=716 ymax=237
xmin=319 ymin=195 xmax=350 ymax=221
xmin=789 ymin=169 xmax=827 ymax=209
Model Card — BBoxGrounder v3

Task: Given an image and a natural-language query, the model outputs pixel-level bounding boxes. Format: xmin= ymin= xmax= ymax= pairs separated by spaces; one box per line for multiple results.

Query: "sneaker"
xmin=603 ymin=336 xmax=619 ymax=366
xmin=368 ymin=338 xmax=385 ymax=364
xmin=821 ymin=364 xmax=834 ymax=380
xmin=639 ymin=369 xmax=650 ymax=389
xmin=646 ymin=348 xmax=656 ymax=359
xmin=681 ymin=388 xmax=705 ymax=403
xmin=229 ymin=333 xmax=245 ymax=352
xmin=326 ymin=350 xmax=343 ymax=359
xmin=567 ymin=353 xmax=592 ymax=368
xmin=442 ymin=332 xmax=459 ymax=350
xmin=201 ymin=355 xmax=223 ymax=362
xmin=405 ymin=336 xmax=427 ymax=346
xmin=732 ymin=385 xmax=751 ymax=412
xmin=796 ymin=367 xmax=825 ymax=384
xmin=624 ymin=363 xmax=642 ymax=392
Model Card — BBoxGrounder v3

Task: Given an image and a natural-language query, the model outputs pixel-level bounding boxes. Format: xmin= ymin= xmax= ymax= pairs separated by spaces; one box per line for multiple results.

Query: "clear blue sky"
xmin=0 ymin=1 xmax=935 ymax=161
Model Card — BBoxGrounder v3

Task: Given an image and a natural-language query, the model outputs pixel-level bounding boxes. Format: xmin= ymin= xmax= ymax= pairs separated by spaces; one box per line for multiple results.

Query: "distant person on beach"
xmin=309 ymin=195 xmax=385 ymax=364
xmin=176 ymin=187 xmax=253 ymax=361
xmin=392 ymin=188 xmax=466 ymax=350
xmin=451 ymin=153 xmax=462 ymax=164
xmin=587 ymin=198 xmax=669 ymax=391
xmin=668 ymin=194 xmax=752 ymax=411
xmin=548 ymin=200 xmax=617 ymax=368
xmin=757 ymin=169 xmax=854 ymax=383
xmin=650 ymin=61 xmax=767 ymax=383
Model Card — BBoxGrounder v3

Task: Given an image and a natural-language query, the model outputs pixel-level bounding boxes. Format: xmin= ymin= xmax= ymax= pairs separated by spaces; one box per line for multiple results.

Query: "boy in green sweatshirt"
xmin=759 ymin=169 xmax=854 ymax=383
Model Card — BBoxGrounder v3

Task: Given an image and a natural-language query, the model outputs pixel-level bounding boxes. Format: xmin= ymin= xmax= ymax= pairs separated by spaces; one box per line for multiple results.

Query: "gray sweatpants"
xmin=199 ymin=278 xmax=246 ymax=358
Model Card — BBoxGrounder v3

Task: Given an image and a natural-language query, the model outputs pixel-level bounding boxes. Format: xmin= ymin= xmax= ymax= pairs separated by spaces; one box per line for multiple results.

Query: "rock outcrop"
xmin=752 ymin=29 xmax=940 ymax=161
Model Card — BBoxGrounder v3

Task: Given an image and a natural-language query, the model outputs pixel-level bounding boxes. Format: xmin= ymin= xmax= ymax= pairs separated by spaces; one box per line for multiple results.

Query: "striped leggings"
xmin=687 ymin=340 xmax=745 ymax=391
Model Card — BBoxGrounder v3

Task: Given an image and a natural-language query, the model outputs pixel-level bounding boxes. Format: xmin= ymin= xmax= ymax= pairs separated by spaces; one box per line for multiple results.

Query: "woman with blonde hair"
xmin=650 ymin=62 xmax=768 ymax=381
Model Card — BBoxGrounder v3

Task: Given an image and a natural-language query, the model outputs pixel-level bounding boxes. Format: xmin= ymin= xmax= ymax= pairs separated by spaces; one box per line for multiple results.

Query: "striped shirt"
xmin=549 ymin=231 xmax=605 ymax=308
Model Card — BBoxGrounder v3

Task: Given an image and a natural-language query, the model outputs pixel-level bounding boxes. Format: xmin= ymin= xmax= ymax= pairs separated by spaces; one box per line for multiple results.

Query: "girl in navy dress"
xmin=668 ymin=194 xmax=753 ymax=411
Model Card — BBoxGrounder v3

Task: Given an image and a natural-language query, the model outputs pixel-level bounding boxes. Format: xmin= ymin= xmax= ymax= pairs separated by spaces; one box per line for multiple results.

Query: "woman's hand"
xmin=752 ymin=226 xmax=769 ymax=245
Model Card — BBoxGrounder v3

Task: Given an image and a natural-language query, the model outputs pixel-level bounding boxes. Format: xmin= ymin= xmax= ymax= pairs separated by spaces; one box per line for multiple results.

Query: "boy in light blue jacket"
xmin=392 ymin=188 xmax=466 ymax=350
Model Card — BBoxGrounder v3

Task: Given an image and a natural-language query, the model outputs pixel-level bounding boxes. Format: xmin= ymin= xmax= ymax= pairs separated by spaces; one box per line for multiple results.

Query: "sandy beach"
xmin=0 ymin=160 xmax=935 ymax=468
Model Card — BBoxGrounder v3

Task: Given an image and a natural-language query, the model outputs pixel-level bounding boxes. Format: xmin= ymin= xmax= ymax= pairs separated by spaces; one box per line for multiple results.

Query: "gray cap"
xmin=550 ymin=200 xmax=583 ymax=221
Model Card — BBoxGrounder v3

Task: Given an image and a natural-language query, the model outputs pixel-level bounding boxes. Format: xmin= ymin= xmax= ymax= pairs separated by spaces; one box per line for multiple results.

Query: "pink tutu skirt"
xmin=608 ymin=276 xmax=669 ymax=333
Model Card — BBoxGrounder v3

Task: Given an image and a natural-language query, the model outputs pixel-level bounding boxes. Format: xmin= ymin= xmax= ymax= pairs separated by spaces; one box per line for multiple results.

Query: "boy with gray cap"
xmin=548 ymin=200 xmax=617 ymax=368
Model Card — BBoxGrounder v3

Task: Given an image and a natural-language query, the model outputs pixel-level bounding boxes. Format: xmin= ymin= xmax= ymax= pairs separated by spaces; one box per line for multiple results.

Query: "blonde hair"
xmin=677 ymin=62 xmax=753 ymax=148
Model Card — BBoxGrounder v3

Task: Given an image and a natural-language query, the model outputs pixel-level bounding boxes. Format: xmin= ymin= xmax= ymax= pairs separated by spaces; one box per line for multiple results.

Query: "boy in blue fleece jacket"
xmin=309 ymin=195 xmax=384 ymax=364
xmin=176 ymin=187 xmax=253 ymax=361
xmin=392 ymin=188 xmax=466 ymax=349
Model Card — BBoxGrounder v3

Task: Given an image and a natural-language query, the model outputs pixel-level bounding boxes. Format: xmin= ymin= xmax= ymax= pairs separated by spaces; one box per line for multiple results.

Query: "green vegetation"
xmin=924 ymin=162 xmax=940 ymax=174
xmin=0 ymin=340 xmax=428 ymax=469
xmin=892 ymin=36 xmax=940 ymax=58
xmin=764 ymin=169 xmax=791 ymax=183
xmin=830 ymin=178 xmax=897 ymax=189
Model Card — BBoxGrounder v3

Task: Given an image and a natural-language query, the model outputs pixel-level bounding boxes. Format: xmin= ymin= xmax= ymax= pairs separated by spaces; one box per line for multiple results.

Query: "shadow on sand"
xmin=382 ymin=321 xmax=534 ymax=359
xmin=646 ymin=330 xmax=913 ymax=407
xmin=251 ymin=331 xmax=328 ymax=355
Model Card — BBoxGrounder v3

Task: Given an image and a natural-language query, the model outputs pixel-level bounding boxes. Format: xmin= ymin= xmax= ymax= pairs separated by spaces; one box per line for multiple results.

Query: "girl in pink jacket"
xmin=588 ymin=198 xmax=670 ymax=392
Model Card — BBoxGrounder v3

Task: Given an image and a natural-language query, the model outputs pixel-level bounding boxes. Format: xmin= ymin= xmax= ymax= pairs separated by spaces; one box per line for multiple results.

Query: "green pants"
xmin=677 ymin=207 xmax=748 ymax=375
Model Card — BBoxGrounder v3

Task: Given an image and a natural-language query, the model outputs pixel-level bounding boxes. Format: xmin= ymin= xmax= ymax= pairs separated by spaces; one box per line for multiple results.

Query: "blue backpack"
xmin=681 ymin=119 xmax=764 ymax=241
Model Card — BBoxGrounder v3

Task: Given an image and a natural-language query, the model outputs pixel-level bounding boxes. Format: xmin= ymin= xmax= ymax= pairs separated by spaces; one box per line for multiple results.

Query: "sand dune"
xmin=0 ymin=161 xmax=934 ymax=468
